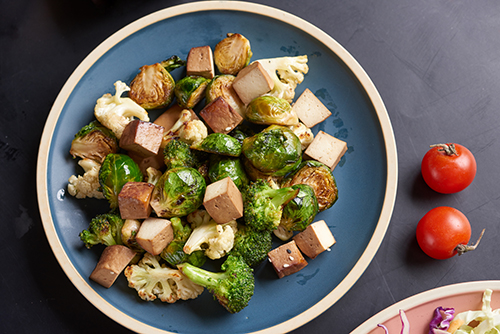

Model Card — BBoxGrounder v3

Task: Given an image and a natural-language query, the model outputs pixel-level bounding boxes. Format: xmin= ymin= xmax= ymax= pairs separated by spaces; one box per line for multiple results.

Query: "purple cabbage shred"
xmin=429 ymin=307 xmax=455 ymax=334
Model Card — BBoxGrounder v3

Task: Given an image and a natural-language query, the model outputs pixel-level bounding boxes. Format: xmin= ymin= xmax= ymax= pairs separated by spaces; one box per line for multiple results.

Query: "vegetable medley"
xmin=67 ymin=33 xmax=347 ymax=314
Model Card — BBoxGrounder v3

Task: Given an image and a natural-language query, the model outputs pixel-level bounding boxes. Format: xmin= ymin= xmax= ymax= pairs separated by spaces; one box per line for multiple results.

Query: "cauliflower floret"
xmin=179 ymin=119 xmax=208 ymax=145
xmin=163 ymin=109 xmax=208 ymax=146
xmin=184 ymin=210 xmax=238 ymax=260
xmin=254 ymin=55 xmax=309 ymax=102
xmin=288 ymin=122 xmax=314 ymax=151
xmin=67 ymin=158 xmax=104 ymax=199
xmin=124 ymin=252 xmax=204 ymax=303
xmin=94 ymin=80 xmax=149 ymax=139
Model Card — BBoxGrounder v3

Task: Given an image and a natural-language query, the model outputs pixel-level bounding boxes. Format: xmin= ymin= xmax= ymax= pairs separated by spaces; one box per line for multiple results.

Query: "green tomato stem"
xmin=430 ymin=143 xmax=458 ymax=156
xmin=456 ymin=228 xmax=485 ymax=256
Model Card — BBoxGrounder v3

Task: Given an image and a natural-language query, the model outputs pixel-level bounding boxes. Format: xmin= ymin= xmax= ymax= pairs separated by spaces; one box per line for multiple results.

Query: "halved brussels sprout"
xmin=70 ymin=120 xmax=118 ymax=163
xmin=150 ymin=167 xmax=206 ymax=218
xmin=228 ymin=124 xmax=255 ymax=144
xmin=214 ymin=33 xmax=252 ymax=75
xmin=281 ymin=160 xmax=338 ymax=211
xmin=208 ymin=155 xmax=249 ymax=190
xmin=191 ymin=133 xmax=242 ymax=157
xmin=174 ymin=76 xmax=209 ymax=108
xmin=242 ymin=125 xmax=302 ymax=177
xmin=99 ymin=153 xmax=144 ymax=209
xmin=280 ymin=184 xmax=319 ymax=232
xmin=205 ymin=75 xmax=245 ymax=117
xmin=129 ymin=56 xmax=186 ymax=110
xmin=163 ymin=138 xmax=199 ymax=170
xmin=245 ymin=95 xmax=298 ymax=126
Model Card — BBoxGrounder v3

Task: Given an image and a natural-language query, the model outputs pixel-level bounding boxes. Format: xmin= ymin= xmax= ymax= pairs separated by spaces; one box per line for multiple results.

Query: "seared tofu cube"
xmin=89 ymin=245 xmax=137 ymax=288
xmin=292 ymin=88 xmax=332 ymax=128
xmin=199 ymin=97 xmax=243 ymax=134
xmin=304 ymin=131 xmax=347 ymax=170
xmin=119 ymin=120 xmax=164 ymax=157
xmin=186 ymin=45 xmax=215 ymax=79
xmin=293 ymin=220 xmax=336 ymax=259
xmin=128 ymin=151 xmax=165 ymax=177
xmin=118 ymin=182 xmax=154 ymax=219
xmin=203 ymin=177 xmax=243 ymax=224
xmin=232 ymin=62 xmax=274 ymax=105
xmin=268 ymin=240 xmax=308 ymax=279
xmin=136 ymin=217 xmax=174 ymax=256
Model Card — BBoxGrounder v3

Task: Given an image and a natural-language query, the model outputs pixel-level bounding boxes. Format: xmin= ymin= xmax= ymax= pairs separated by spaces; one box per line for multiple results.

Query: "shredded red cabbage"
xmin=377 ymin=310 xmax=410 ymax=334
xmin=429 ymin=306 xmax=455 ymax=334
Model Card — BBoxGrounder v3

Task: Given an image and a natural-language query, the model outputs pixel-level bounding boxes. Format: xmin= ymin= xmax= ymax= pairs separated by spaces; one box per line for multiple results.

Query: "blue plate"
xmin=37 ymin=2 xmax=397 ymax=333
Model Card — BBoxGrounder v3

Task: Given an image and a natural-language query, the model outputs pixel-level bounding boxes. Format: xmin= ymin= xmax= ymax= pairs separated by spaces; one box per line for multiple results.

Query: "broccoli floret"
xmin=160 ymin=217 xmax=206 ymax=267
xmin=79 ymin=213 xmax=124 ymax=249
xmin=177 ymin=255 xmax=254 ymax=313
xmin=243 ymin=179 xmax=299 ymax=232
xmin=229 ymin=225 xmax=272 ymax=267
xmin=125 ymin=252 xmax=204 ymax=303
xmin=163 ymin=138 xmax=199 ymax=170
xmin=253 ymin=55 xmax=309 ymax=102
xmin=183 ymin=210 xmax=237 ymax=260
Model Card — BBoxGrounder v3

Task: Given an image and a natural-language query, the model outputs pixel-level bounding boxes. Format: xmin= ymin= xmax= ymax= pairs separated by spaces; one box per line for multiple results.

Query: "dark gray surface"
xmin=2 ymin=0 xmax=500 ymax=333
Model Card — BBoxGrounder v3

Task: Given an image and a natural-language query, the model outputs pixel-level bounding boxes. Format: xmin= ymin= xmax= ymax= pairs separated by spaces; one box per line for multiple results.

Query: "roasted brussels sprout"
xmin=191 ymin=133 xmax=242 ymax=157
xmin=160 ymin=217 xmax=206 ymax=267
xmin=205 ymin=75 xmax=245 ymax=117
xmin=149 ymin=167 xmax=206 ymax=218
xmin=99 ymin=153 xmax=143 ymax=209
xmin=280 ymin=184 xmax=319 ymax=233
xmin=208 ymin=155 xmax=249 ymax=190
xmin=214 ymin=33 xmax=252 ymax=75
xmin=174 ymin=76 xmax=209 ymax=109
xmin=242 ymin=125 xmax=302 ymax=177
xmin=163 ymin=138 xmax=199 ymax=170
xmin=245 ymin=95 xmax=298 ymax=126
xmin=70 ymin=120 xmax=118 ymax=163
xmin=281 ymin=160 xmax=338 ymax=211
xmin=129 ymin=56 xmax=186 ymax=110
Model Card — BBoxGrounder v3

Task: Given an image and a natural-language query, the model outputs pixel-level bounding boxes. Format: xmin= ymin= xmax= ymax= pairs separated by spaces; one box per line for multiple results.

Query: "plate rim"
xmin=351 ymin=280 xmax=500 ymax=333
xmin=36 ymin=1 xmax=398 ymax=333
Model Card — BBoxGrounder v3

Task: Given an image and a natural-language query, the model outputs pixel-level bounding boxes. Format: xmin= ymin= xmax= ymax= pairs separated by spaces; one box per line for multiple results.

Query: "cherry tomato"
xmin=415 ymin=206 xmax=486 ymax=260
xmin=421 ymin=143 xmax=476 ymax=194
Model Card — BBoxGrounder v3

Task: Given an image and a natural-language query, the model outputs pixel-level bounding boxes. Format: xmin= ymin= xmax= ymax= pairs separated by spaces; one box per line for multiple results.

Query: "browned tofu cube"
xmin=293 ymin=220 xmax=336 ymax=259
xmin=292 ymin=88 xmax=332 ymax=128
xmin=119 ymin=120 xmax=165 ymax=157
xmin=203 ymin=177 xmax=243 ymax=224
xmin=304 ymin=131 xmax=347 ymax=170
xmin=268 ymin=240 xmax=308 ymax=279
xmin=186 ymin=45 xmax=215 ymax=79
xmin=136 ymin=217 xmax=174 ymax=256
xmin=232 ymin=62 xmax=274 ymax=105
xmin=199 ymin=97 xmax=243 ymax=134
xmin=89 ymin=245 xmax=137 ymax=288
xmin=118 ymin=182 xmax=154 ymax=219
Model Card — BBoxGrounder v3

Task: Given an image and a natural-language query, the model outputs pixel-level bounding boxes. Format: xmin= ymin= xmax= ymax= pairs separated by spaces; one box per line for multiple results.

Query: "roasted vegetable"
xmin=276 ymin=184 xmax=319 ymax=240
xmin=245 ymin=95 xmax=298 ymax=126
xmin=214 ymin=33 xmax=252 ymax=75
xmin=281 ymin=160 xmax=338 ymax=211
xmin=242 ymin=125 xmax=302 ymax=177
xmin=149 ymin=167 xmax=206 ymax=218
xmin=243 ymin=179 xmax=299 ymax=232
xmin=67 ymin=158 xmax=104 ymax=199
xmin=129 ymin=56 xmax=186 ymax=110
xmin=229 ymin=225 xmax=272 ymax=267
xmin=99 ymin=153 xmax=143 ymax=209
xmin=125 ymin=252 xmax=204 ymax=303
xmin=205 ymin=75 xmax=245 ymax=117
xmin=228 ymin=124 xmax=255 ymax=144
xmin=174 ymin=76 xmax=209 ymax=109
xmin=79 ymin=213 xmax=124 ymax=249
xmin=208 ymin=155 xmax=249 ymax=190
xmin=121 ymin=219 xmax=144 ymax=252
xmin=191 ymin=132 xmax=242 ymax=157
xmin=163 ymin=138 xmax=199 ymax=170
xmin=70 ymin=120 xmax=118 ymax=163
xmin=177 ymin=255 xmax=254 ymax=313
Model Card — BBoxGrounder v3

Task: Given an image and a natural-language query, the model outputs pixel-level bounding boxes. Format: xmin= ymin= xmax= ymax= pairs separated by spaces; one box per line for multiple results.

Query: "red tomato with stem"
xmin=416 ymin=206 xmax=484 ymax=260
xmin=421 ymin=143 xmax=476 ymax=194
